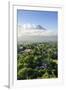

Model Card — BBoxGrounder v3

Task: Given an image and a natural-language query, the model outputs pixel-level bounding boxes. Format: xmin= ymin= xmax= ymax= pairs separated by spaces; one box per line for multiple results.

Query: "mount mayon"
xmin=18 ymin=24 xmax=57 ymax=44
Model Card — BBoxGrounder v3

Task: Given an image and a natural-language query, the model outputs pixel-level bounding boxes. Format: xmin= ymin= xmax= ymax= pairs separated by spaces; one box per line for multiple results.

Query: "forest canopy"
xmin=17 ymin=42 xmax=58 ymax=80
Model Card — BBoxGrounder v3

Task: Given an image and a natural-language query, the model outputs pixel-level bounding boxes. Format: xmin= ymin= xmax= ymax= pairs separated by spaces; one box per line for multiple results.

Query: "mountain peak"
xmin=36 ymin=25 xmax=46 ymax=30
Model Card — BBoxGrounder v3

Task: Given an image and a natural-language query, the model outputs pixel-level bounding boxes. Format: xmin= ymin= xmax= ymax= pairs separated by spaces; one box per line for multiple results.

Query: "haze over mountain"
xmin=17 ymin=24 xmax=57 ymax=44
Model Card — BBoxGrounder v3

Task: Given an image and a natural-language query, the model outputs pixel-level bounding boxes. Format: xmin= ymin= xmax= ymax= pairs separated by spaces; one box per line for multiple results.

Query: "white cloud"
xmin=22 ymin=23 xmax=36 ymax=29
xmin=18 ymin=26 xmax=57 ymax=38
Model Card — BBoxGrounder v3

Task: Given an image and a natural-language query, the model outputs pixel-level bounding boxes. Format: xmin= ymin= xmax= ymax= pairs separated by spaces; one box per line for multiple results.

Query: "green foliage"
xmin=17 ymin=42 xmax=58 ymax=80
xmin=42 ymin=72 xmax=49 ymax=78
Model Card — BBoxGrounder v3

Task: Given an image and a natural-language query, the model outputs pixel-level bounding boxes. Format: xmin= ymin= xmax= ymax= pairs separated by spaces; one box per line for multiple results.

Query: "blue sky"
xmin=17 ymin=10 xmax=58 ymax=31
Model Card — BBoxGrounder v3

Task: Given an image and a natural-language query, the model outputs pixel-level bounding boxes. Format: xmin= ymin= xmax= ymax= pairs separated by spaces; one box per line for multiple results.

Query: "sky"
xmin=17 ymin=9 xmax=58 ymax=31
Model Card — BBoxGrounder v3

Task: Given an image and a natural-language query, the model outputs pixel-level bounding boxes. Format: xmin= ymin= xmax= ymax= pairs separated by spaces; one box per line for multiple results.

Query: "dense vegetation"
xmin=17 ymin=42 xmax=58 ymax=80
